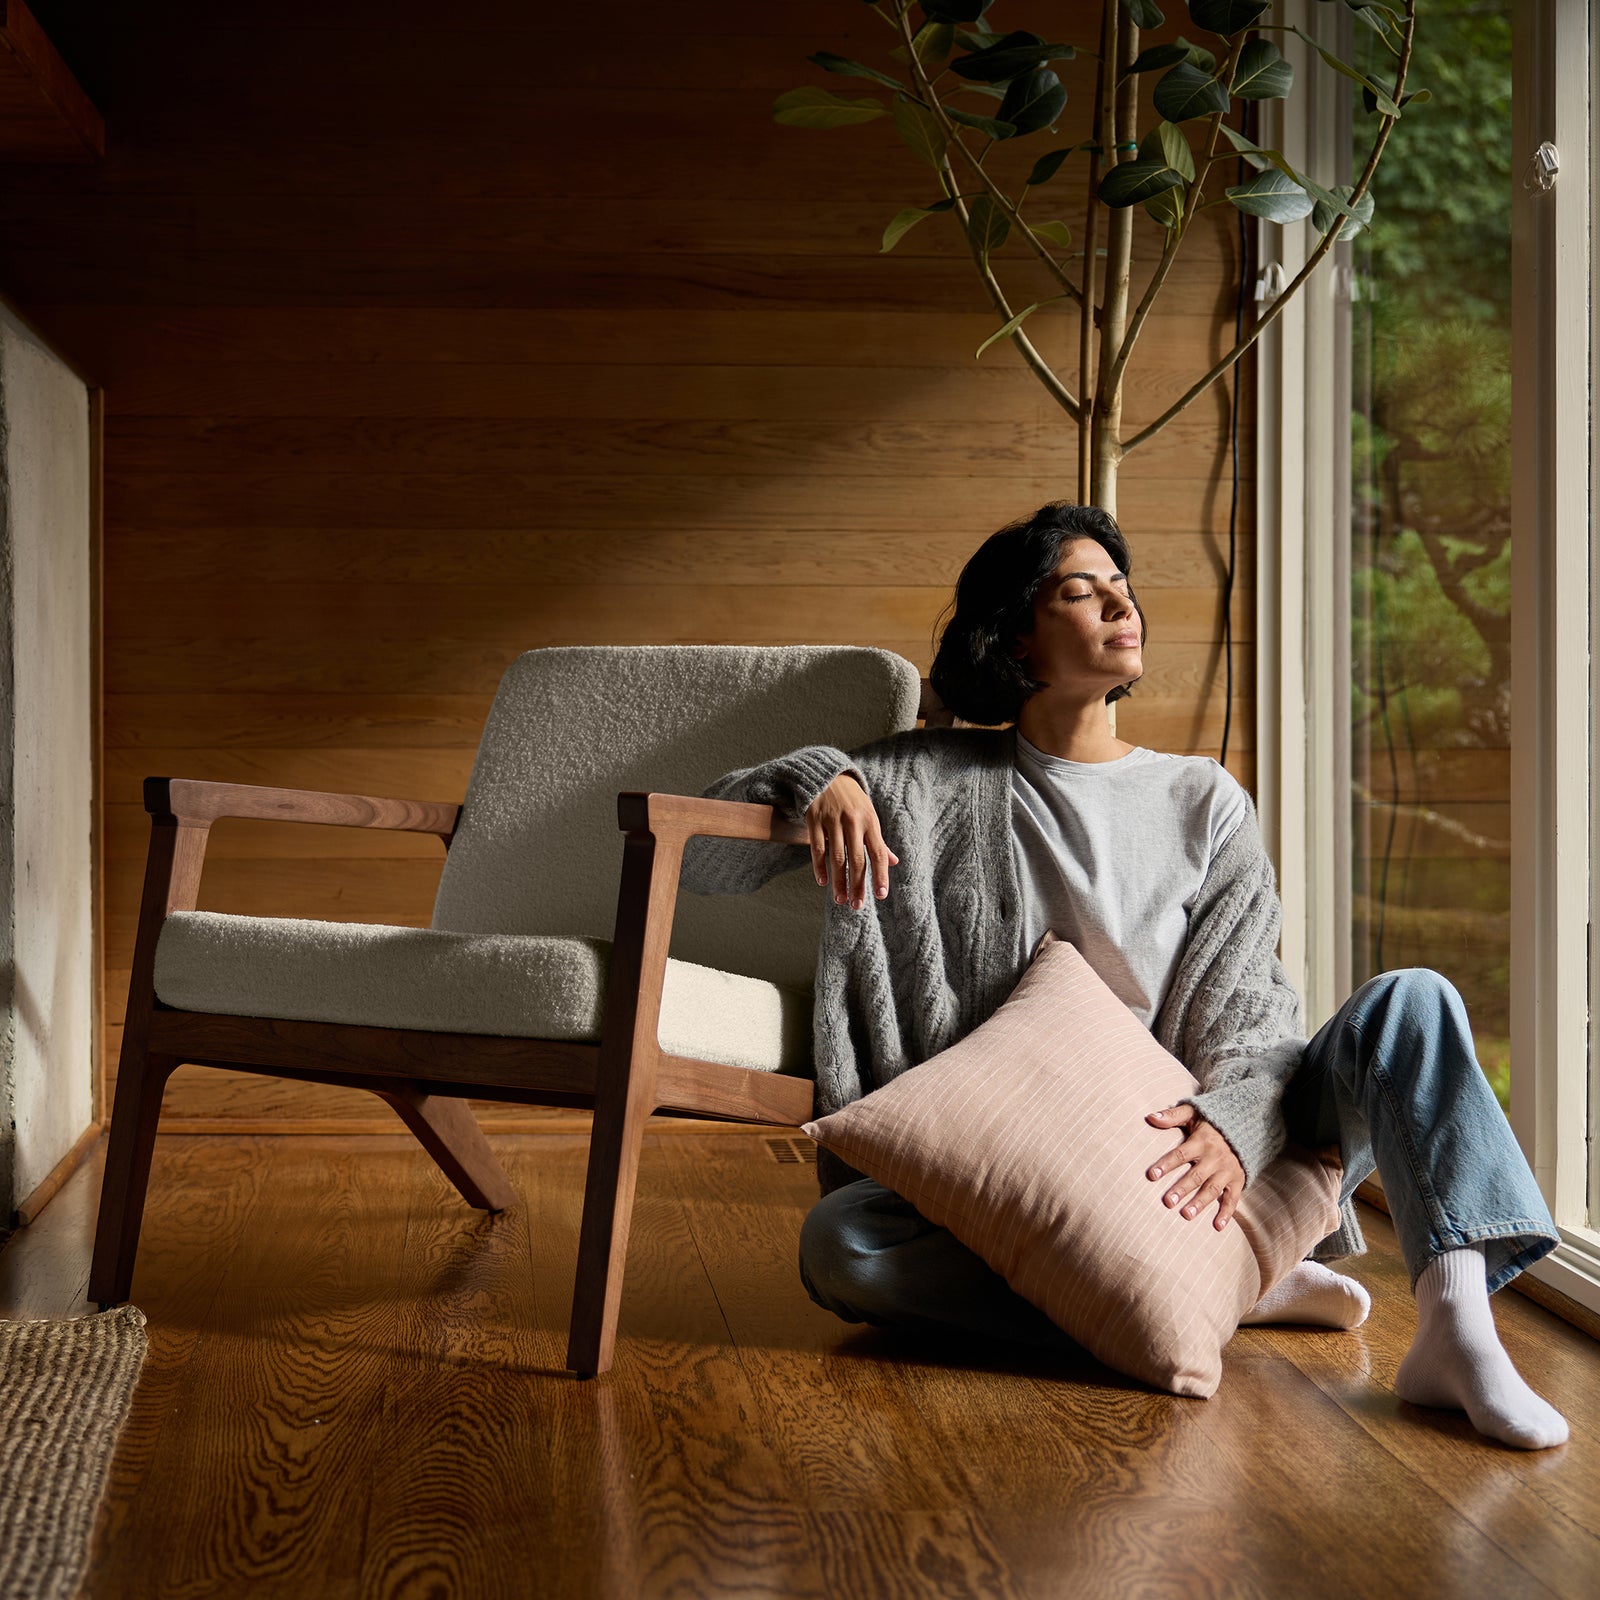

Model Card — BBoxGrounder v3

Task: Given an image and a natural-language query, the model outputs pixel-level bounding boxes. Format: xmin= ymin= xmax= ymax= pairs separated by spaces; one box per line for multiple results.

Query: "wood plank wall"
xmin=0 ymin=0 xmax=1256 ymax=1129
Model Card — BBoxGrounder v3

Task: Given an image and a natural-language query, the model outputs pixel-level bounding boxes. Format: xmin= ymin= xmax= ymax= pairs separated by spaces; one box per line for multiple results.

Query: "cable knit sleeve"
xmin=1154 ymin=798 xmax=1308 ymax=1188
xmin=679 ymin=744 xmax=870 ymax=896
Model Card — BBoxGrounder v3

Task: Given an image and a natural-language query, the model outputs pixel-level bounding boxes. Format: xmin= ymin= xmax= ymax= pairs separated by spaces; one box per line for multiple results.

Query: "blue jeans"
xmin=798 ymin=967 xmax=1560 ymax=1340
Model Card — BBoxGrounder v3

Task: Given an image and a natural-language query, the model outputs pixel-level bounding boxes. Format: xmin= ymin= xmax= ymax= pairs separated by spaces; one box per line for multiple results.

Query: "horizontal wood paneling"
xmin=5 ymin=0 xmax=1261 ymax=1125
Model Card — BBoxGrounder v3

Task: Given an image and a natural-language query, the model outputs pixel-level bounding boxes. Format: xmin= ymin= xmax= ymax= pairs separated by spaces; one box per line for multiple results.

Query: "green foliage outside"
xmin=1349 ymin=4 xmax=1512 ymax=1106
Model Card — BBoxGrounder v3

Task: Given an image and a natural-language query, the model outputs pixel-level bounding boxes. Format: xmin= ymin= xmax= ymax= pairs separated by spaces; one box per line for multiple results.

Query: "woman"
xmin=680 ymin=501 xmax=1565 ymax=1450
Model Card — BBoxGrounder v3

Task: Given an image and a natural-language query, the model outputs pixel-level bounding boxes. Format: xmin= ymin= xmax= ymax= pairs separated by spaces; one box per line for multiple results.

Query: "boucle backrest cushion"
xmin=802 ymin=931 xmax=1342 ymax=1398
xmin=431 ymin=645 xmax=923 ymax=991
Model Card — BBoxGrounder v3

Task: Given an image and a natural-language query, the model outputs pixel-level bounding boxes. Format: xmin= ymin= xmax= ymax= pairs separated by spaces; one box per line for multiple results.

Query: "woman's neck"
xmin=1015 ymin=699 xmax=1134 ymax=763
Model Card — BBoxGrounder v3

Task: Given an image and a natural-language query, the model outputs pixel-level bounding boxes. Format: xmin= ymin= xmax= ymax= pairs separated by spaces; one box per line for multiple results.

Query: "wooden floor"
xmin=3 ymin=1129 xmax=1597 ymax=1600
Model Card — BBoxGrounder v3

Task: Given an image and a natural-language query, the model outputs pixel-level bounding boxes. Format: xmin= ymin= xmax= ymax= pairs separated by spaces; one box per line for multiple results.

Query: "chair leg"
xmin=565 ymin=1065 xmax=654 ymax=1378
xmin=88 ymin=1048 xmax=178 ymax=1308
xmin=374 ymin=1088 xmax=516 ymax=1212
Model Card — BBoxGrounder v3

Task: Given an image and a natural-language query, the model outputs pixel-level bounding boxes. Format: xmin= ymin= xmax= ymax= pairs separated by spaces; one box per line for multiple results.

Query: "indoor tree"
xmin=774 ymin=0 xmax=1422 ymax=517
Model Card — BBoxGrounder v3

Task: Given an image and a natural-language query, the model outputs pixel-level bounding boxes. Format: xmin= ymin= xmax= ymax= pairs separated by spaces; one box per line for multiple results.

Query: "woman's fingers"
xmin=1148 ymin=1135 xmax=1197 ymax=1183
xmin=829 ymin=814 xmax=850 ymax=903
xmin=867 ymin=823 xmax=898 ymax=902
xmin=1214 ymin=1186 xmax=1240 ymax=1230
xmin=844 ymin=813 xmax=869 ymax=909
xmin=808 ymin=816 xmax=829 ymax=888
xmin=802 ymin=775 xmax=900 ymax=909
xmin=1178 ymin=1170 xmax=1230 ymax=1220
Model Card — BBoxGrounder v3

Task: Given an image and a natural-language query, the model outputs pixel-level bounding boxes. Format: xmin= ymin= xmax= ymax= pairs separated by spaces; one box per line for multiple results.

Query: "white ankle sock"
xmin=1239 ymin=1260 xmax=1372 ymax=1329
xmin=1393 ymin=1246 xmax=1568 ymax=1450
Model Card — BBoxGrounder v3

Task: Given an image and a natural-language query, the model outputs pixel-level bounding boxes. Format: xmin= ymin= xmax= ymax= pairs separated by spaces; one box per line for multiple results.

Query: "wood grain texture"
xmin=3 ymin=1133 xmax=1596 ymax=1598
xmin=1 ymin=0 xmax=1260 ymax=1124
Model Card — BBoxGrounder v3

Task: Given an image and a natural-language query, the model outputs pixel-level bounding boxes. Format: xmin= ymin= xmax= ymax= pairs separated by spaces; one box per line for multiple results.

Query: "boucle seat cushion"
xmin=153 ymin=910 xmax=812 ymax=1074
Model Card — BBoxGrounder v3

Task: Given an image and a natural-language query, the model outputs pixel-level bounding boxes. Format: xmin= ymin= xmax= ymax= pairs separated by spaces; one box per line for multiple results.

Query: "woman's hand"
xmin=1144 ymin=1104 xmax=1245 ymax=1230
xmin=806 ymin=772 xmax=899 ymax=911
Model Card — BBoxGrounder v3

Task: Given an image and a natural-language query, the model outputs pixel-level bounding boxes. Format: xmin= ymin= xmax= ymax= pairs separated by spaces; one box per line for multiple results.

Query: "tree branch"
xmin=1078 ymin=1 xmax=1114 ymax=501
xmin=1106 ymin=32 xmax=1248 ymax=402
xmin=893 ymin=3 xmax=1085 ymax=311
xmin=1122 ymin=2 xmax=1418 ymax=456
xmin=941 ymin=164 xmax=1082 ymax=421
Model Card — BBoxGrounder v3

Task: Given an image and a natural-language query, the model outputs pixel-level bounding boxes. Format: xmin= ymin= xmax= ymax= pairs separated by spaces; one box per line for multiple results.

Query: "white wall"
xmin=1 ymin=305 xmax=94 ymax=1213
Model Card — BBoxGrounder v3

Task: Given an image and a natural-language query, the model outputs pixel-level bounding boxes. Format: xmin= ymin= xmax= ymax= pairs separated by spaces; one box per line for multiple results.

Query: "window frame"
xmin=1259 ymin=0 xmax=1600 ymax=1315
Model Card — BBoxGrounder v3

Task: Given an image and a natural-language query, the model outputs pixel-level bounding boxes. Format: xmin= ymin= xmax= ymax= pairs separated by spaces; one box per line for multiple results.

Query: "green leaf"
xmin=1027 ymin=147 xmax=1073 ymax=186
xmin=1231 ymin=38 xmax=1293 ymax=100
xmin=965 ymin=194 xmax=1011 ymax=259
xmin=1291 ymin=27 xmax=1402 ymax=115
xmin=1218 ymin=124 xmax=1297 ymax=179
xmin=1123 ymin=0 xmax=1165 ymax=26
xmin=1225 ymin=168 xmax=1315 ymax=223
xmin=807 ymin=52 xmax=906 ymax=93
xmin=954 ymin=27 xmax=1003 ymax=50
xmin=975 ymin=295 xmax=1065 ymax=359
xmin=1140 ymin=119 xmax=1195 ymax=182
xmin=892 ymin=93 xmax=948 ymax=168
xmin=950 ymin=30 xmax=1077 ymax=82
xmin=1362 ymin=84 xmax=1428 ymax=114
xmin=891 ymin=20 xmax=955 ymax=66
xmin=946 ymin=107 xmax=1018 ymax=138
xmin=1309 ymin=183 xmax=1375 ymax=241
xmin=1153 ymin=60 xmax=1230 ymax=122
xmin=997 ymin=68 xmax=1067 ymax=136
xmin=1143 ymin=187 xmax=1186 ymax=229
xmin=1189 ymin=0 xmax=1270 ymax=37
xmin=1125 ymin=37 xmax=1216 ymax=76
xmin=773 ymin=86 xmax=888 ymax=130
xmin=954 ymin=82 xmax=1008 ymax=99
xmin=1030 ymin=220 xmax=1073 ymax=250
xmin=881 ymin=198 xmax=959 ymax=252
xmin=1099 ymin=158 xmax=1185 ymax=207
xmin=1296 ymin=170 xmax=1374 ymax=232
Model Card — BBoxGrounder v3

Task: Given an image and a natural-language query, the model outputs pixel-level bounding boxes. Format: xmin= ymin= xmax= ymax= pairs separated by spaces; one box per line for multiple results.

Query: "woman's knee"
xmin=798 ymin=1180 xmax=907 ymax=1306
xmin=1358 ymin=966 xmax=1466 ymax=1031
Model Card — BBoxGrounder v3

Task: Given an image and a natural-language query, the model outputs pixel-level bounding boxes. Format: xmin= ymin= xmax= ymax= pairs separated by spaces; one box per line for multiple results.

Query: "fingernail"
xmin=875 ymin=886 xmax=888 ymax=899
xmin=1182 ymin=1205 xmax=1196 ymax=1218
xmin=816 ymin=872 xmax=826 ymax=885
xmin=1148 ymin=1167 xmax=1160 ymax=1179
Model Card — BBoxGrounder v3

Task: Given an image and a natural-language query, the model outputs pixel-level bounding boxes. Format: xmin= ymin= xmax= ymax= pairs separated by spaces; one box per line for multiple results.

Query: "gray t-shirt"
xmin=1010 ymin=732 xmax=1248 ymax=1029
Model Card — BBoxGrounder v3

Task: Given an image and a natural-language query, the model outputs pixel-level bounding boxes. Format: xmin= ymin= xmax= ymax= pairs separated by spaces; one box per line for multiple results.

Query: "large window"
xmin=1263 ymin=0 xmax=1596 ymax=1316
xmin=1348 ymin=8 xmax=1515 ymax=1109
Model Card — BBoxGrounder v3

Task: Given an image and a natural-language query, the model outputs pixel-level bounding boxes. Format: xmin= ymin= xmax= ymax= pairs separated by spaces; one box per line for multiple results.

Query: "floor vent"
xmin=765 ymin=1137 xmax=817 ymax=1166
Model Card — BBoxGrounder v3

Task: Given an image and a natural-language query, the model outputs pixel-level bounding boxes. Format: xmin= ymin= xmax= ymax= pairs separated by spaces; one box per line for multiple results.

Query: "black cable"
xmin=1220 ymin=103 xmax=1253 ymax=773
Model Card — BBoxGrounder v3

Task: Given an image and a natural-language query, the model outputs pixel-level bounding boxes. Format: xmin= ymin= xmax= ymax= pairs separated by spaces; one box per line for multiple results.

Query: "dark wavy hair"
xmin=928 ymin=501 xmax=1146 ymax=726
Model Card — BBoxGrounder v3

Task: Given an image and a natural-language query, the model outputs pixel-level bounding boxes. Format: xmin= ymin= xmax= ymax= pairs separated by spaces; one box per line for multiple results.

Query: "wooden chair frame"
xmin=93 ymin=680 xmax=954 ymax=1375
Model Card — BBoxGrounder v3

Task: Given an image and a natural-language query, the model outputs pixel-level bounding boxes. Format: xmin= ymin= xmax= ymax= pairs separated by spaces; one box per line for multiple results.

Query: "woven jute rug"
xmin=0 ymin=1305 xmax=148 ymax=1600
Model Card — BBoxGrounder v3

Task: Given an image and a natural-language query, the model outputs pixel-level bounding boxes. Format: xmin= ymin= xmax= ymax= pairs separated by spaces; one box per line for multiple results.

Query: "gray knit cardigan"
xmin=681 ymin=724 xmax=1364 ymax=1262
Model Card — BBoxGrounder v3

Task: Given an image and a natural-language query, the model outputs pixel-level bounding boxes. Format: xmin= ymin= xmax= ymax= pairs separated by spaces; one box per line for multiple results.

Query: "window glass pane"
xmin=1349 ymin=5 xmax=1513 ymax=1107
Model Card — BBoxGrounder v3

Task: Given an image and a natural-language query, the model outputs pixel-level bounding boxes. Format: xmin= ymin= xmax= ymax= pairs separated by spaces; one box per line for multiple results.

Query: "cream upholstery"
xmin=151 ymin=645 xmax=924 ymax=1063
xmin=154 ymin=912 xmax=812 ymax=1073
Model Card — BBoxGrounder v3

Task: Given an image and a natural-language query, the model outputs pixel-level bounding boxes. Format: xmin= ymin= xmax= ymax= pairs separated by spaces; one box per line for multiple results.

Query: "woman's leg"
xmin=1282 ymin=966 xmax=1566 ymax=1448
xmin=797 ymin=1177 xmax=1077 ymax=1349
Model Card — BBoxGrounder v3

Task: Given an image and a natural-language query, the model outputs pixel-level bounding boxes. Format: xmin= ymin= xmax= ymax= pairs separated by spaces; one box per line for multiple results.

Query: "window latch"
xmin=1522 ymin=141 xmax=1560 ymax=194
xmin=1254 ymin=262 xmax=1288 ymax=306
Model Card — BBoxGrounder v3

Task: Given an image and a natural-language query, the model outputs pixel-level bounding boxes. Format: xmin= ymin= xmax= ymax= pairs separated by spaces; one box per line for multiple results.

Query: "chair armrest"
xmin=615 ymin=791 xmax=808 ymax=848
xmin=145 ymin=776 xmax=462 ymax=842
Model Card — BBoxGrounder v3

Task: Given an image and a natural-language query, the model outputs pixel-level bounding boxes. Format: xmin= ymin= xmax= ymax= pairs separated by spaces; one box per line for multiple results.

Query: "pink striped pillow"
xmin=802 ymin=931 xmax=1341 ymax=1397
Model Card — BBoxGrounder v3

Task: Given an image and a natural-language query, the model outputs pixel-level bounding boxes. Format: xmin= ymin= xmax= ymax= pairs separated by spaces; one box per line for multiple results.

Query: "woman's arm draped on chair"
xmin=679 ymin=744 xmax=866 ymax=896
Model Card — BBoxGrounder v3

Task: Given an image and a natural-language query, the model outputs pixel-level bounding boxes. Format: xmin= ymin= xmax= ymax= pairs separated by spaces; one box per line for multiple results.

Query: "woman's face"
xmin=1012 ymin=538 xmax=1144 ymax=691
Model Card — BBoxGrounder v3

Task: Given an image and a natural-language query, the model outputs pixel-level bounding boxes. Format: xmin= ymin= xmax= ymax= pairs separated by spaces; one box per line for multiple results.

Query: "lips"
xmin=1107 ymin=633 xmax=1140 ymax=647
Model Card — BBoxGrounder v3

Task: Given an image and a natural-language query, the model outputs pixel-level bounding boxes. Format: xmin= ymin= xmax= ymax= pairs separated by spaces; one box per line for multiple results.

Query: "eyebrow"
xmin=1061 ymin=571 xmax=1131 ymax=584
